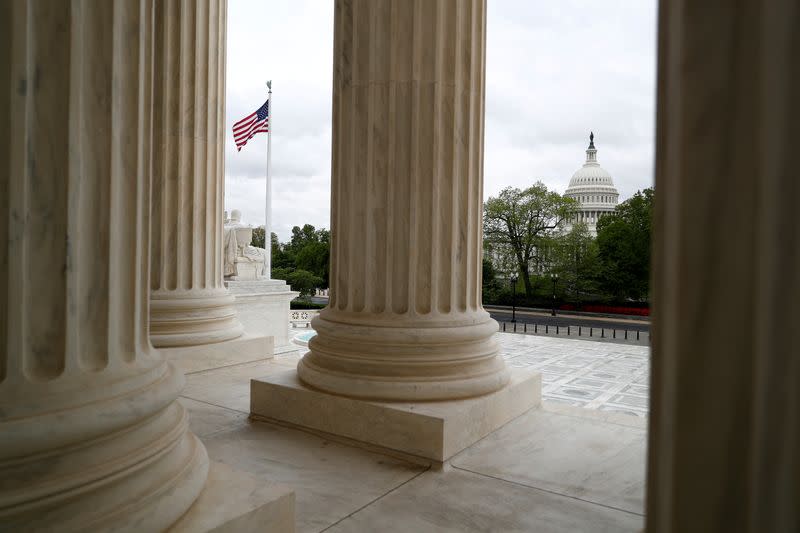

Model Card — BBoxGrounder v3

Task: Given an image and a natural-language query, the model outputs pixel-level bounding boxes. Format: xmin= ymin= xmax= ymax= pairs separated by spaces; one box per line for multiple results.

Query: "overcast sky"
xmin=225 ymin=0 xmax=657 ymax=241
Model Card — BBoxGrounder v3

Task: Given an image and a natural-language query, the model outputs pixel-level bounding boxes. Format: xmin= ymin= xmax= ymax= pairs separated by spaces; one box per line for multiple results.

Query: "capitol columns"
xmin=0 ymin=1 xmax=208 ymax=530
xmin=297 ymin=0 xmax=510 ymax=400
xmin=149 ymin=0 xmax=244 ymax=347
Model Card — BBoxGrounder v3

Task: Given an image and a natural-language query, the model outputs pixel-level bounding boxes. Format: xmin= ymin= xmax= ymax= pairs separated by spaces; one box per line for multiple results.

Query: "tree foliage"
xmin=549 ymin=223 xmax=601 ymax=308
xmin=595 ymin=188 xmax=653 ymax=302
xmin=285 ymin=269 xmax=323 ymax=298
xmin=251 ymin=227 xmax=266 ymax=249
xmin=270 ymin=224 xmax=330 ymax=298
xmin=483 ymin=183 xmax=577 ymax=297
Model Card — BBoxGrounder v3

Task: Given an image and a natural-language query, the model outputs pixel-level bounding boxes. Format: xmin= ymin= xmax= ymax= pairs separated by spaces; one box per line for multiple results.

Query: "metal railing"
xmin=498 ymin=320 xmax=650 ymax=345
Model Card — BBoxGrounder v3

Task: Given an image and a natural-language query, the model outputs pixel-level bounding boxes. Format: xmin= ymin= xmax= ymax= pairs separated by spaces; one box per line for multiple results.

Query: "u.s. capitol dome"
xmin=564 ymin=132 xmax=620 ymax=236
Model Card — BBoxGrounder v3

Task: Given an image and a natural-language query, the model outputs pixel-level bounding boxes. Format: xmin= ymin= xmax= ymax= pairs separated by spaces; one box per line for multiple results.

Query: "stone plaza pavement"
xmin=175 ymin=331 xmax=649 ymax=532
xmin=499 ymin=333 xmax=650 ymax=418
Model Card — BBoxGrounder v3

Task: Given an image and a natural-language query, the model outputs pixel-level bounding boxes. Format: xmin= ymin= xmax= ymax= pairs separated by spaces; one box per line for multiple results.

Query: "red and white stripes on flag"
xmin=232 ymin=99 xmax=269 ymax=151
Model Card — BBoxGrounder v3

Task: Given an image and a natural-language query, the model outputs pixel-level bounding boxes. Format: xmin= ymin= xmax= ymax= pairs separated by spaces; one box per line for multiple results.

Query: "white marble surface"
xmin=179 ymin=334 xmax=646 ymax=533
xmin=498 ymin=333 xmax=650 ymax=417
xmin=201 ymin=420 xmax=426 ymax=533
xmin=452 ymin=407 xmax=647 ymax=514
xmin=226 ymin=278 xmax=299 ymax=353
xmin=251 ymin=368 xmax=541 ymax=462
xmin=326 ymin=468 xmax=642 ymax=533
xmin=169 ymin=461 xmax=295 ymax=533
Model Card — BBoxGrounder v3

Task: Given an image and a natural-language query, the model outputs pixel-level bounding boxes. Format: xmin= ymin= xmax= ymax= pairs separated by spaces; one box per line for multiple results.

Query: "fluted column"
xmin=298 ymin=0 xmax=508 ymax=400
xmin=647 ymin=0 xmax=799 ymax=531
xmin=149 ymin=0 xmax=243 ymax=347
xmin=0 ymin=1 xmax=208 ymax=530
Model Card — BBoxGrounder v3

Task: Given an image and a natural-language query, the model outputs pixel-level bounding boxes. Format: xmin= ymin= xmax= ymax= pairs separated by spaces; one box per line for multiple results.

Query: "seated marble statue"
xmin=223 ymin=209 xmax=268 ymax=280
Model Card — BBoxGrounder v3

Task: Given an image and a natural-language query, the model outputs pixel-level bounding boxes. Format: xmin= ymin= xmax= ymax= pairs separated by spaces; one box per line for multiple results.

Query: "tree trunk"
xmin=519 ymin=261 xmax=533 ymax=298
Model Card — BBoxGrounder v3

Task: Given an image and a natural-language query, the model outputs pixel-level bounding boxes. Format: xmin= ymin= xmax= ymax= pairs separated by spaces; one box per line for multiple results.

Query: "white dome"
xmin=563 ymin=133 xmax=620 ymax=236
xmin=567 ymin=163 xmax=614 ymax=188
xmin=563 ymin=133 xmax=619 ymax=195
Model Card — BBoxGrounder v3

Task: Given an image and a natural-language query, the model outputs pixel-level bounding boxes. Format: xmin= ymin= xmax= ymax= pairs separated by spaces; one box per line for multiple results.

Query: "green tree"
xmin=288 ymin=224 xmax=320 ymax=254
xmin=270 ymin=232 xmax=281 ymax=256
xmin=484 ymin=183 xmax=577 ymax=298
xmin=286 ymin=269 xmax=324 ymax=298
xmin=551 ymin=223 xmax=601 ymax=308
xmin=271 ymin=267 xmax=292 ymax=281
xmin=270 ymin=225 xmax=331 ymax=289
xmin=295 ymin=241 xmax=330 ymax=287
xmin=595 ymin=187 xmax=654 ymax=302
xmin=272 ymin=231 xmax=295 ymax=271
xmin=251 ymin=226 xmax=266 ymax=249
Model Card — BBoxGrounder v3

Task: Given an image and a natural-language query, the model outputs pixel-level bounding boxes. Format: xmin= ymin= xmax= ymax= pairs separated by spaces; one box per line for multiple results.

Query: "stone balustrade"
xmin=289 ymin=310 xmax=319 ymax=328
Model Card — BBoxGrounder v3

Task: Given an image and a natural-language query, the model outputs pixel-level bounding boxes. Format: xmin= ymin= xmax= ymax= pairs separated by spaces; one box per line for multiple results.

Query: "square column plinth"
xmin=250 ymin=369 xmax=541 ymax=464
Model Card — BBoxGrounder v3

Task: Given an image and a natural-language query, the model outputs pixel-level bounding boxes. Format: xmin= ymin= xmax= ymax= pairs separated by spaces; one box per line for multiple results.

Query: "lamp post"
xmin=550 ymin=273 xmax=559 ymax=316
xmin=510 ymin=273 xmax=518 ymax=323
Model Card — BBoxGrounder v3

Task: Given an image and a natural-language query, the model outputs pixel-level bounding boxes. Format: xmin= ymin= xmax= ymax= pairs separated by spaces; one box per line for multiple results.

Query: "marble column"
xmin=0 ymin=1 xmax=208 ymax=530
xmin=149 ymin=0 xmax=244 ymax=347
xmin=647 ymin=0 xmax=799 ymax=531
xmin=297 ymin=0 xmax=509 ymax=400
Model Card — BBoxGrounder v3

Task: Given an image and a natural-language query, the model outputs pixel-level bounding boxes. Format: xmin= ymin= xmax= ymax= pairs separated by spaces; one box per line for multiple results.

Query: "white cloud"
xmin=225 ymin=0 xmax=657 ymax=240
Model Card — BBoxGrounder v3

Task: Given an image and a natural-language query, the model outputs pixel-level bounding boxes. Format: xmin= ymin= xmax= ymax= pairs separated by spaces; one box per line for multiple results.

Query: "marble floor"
xmin=498 ymin=334 xmax=650 ymax=418
xmin=177 ymin=333 xmax=648 ymax=532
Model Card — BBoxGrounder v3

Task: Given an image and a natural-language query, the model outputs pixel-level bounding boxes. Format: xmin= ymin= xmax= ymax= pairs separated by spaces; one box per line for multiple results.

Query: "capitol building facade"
xmin=564 ymin=132 xmax=620 ymax=236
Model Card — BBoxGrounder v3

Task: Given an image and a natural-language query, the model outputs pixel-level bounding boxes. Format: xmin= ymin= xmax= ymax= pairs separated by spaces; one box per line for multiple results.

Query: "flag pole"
xmin=265 ymin=80 xmax=272 ymax=278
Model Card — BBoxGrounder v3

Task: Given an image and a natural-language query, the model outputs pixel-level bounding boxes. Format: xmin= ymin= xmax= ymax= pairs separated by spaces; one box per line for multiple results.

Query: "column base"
xmin=151 ymin=290 xmax=244 ymax=348
xmin=0 ymin=402 xmax=209 ymax=532
xmin=162 ymin=333 xmax=274 ymax=375
xmin=169 ymin=461 xmax=295 ymax=533
xmin=298 ymin=311 xmax=511 ymax=401
xmin=250 ymin=368 xmax=541 ymax=464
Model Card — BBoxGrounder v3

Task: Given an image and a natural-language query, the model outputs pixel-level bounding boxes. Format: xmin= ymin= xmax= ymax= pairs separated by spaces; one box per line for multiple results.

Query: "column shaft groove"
xmin=149 ymin=0 xmax=243 ymax=347
xmin=0 ymin=2 xmax=208 ymax=529
xmin=298 ymin=0 xmax=508 ymax=401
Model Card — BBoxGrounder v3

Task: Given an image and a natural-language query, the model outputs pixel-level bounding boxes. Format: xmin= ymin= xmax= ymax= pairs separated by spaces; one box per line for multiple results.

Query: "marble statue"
xmin=223 ymin=209 xmax=268 ymax=280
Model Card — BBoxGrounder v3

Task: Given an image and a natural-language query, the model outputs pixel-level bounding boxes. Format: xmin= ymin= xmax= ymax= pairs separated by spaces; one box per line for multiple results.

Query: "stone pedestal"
xmin=297 ymin=0 xmax=508 ymax=401
xmin=252 ymin=369 xmax=541 ymax=464
xmin=226 ymin=279 xmax=299 ymax=355
xmin=149 ymin=0 xmax=243 ymax=348
xmin=0 ymin=2 xmax=207 ymax=529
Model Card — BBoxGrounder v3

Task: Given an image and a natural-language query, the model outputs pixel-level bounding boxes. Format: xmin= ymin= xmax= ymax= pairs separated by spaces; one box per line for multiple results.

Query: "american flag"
xmin=232 ymin=99 xmax=269 ymax=151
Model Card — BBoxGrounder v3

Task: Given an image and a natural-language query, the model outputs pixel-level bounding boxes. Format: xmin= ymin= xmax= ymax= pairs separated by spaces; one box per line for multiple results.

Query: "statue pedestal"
xmin=225 ymin=279 xmax=300 ymax=355
xmin=227 ymin=260 xmax=263 ymax=281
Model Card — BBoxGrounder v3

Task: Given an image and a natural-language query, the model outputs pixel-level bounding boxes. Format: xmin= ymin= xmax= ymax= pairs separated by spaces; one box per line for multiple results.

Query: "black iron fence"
xmin=498 ymin=321 xmax=650 ymax=345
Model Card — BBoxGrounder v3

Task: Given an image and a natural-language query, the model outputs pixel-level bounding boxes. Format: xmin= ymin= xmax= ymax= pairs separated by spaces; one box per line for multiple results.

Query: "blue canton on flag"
xmin=256 ymin=100 xmax=270 ymax=121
